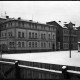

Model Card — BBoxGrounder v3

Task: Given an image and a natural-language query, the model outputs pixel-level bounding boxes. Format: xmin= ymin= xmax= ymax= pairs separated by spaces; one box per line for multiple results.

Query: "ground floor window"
xmin=63 ymin=43 xmax=69 ymax=49
xmin=9 ymin=42 xmax=15 ymax=48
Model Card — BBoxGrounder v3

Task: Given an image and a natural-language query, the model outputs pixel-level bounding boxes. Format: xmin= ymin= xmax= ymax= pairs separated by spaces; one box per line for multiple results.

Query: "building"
xmin=47 ymin=21 xmax=63 ymax=50
xmin=63 ymin=25 xmax=78 ymax=50
xmin=47 ymin=21 xmax=78 ymax=50
xmin=0 ymin=17 xmax=56 ymax=53
xmin=77 ymin=26 xmax=80 ymax=51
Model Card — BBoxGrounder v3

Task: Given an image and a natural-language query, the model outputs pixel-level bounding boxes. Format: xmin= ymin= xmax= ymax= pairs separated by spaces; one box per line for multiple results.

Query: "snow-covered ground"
xmin=2 ymin=50 xmax=80 ymax=67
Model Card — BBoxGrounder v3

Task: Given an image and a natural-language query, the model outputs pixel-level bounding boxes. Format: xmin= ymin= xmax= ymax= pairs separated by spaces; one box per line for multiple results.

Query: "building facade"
xmin=47 ymin=21 xmax=63 ymax=50
xmin=47 ymin=21 xmax=78 ymax=50
xmin=0 ymin=18 xmax=56 ymax=53
xmin=63 ymin=27 xmax=78 ymax=50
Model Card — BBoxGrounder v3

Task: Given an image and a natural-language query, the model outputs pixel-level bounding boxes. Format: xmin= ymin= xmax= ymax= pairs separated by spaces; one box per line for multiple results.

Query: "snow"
xmin=2 ymin=50 xmax=80 ymax=67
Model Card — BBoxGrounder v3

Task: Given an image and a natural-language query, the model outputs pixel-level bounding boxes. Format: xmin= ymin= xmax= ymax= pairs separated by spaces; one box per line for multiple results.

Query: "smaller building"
xmin=47 ymin=21 xmax=78 ymax=51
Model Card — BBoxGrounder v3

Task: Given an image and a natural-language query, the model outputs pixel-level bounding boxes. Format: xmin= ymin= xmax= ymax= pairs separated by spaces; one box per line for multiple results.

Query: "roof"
xmin=1 ymin=18 xmax=56 ymax=27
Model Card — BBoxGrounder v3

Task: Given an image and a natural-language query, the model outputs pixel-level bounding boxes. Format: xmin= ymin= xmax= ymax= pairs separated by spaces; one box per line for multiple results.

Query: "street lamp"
xmin=67 ymin=22 xmax=73 ymax=58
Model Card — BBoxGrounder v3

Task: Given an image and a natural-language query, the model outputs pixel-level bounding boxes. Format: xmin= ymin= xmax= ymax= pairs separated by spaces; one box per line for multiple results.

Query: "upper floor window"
xmin=53 ymin=35 xmax=55 ymax=39
xmin=22 ymin=22 xmax=24 ymax=27
xmin=22 ymin=32 xmax=24 ymax=38
xmin=41 ymin=34 xmax=43 ymax=39
xmin=32 ymin=33 xmax=34 ymax=38
xmin=49 ymin=34 xmax=50 ymax=39
xmin=18 ymin=32 xmax=21 ymax=38
xmin=35 ymin=33 xmax=37 ymax=38
xmin=44 ymin=34 xmax=45 ymax=39
xmin=35 ymin=24 xmax=37 ymax=29
xmin=29 ymin=32 xmax=31 ymax=39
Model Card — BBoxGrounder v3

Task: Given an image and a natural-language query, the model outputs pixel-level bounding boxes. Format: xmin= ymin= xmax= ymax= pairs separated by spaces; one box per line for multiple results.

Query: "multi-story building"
xmin=47 ymin=21 xmax=78 ymax=50
xmin=63 ymin=26 xmax=78 ymax=50
xmin=0 ymin=17 xmax=56 ymax=53
xmin=47 ymin=21 xmax=63 ymax=50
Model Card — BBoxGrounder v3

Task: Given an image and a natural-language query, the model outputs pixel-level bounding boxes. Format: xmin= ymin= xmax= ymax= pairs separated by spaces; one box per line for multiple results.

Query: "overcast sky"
xmin=0 ymin=1 xmax=80 ymax=26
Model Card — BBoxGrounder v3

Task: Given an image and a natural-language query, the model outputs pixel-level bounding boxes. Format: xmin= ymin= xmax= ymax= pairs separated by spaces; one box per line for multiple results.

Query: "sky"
xmin=0 ymin=1 xmax=80 ymax=26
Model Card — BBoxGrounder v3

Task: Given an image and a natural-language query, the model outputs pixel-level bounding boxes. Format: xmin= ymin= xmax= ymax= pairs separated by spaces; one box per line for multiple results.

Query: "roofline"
xmin=1 ymin=19 xmax=56 ymax=27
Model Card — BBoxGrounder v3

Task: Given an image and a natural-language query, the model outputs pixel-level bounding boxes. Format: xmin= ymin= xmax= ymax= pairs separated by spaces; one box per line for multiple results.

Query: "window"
xmin=35 ymin=24 xmax=37 ymax=29
xmin=5 ymin=33 xmax=6 ymax=37
xmin=18 ymin=42 xmax=21 ymax=47
xmin=8 ymin=32 xmax=10 ymax=37
xmin=35 ymin=42 xmax=37 ymax=47
xmin=9 ymin=42 xmax=12 ymax=47
xmin=22 ymin=42 xmax=25 ymax=47
xmin=22 ymin=32 xmax=24 ymax=38
xmin=32 ymin=42 xmax=34 ymax=47
xmin=22 ymin=22 xmax=24 ymax=27
xmin=35 ymin=33 xmax=37 ymax=39
xmin=49 ymin=42 xmax=50 ymax=47
xmin=11 ymin=22 xmax=12 ymax=26
xmin=9 ymin=42 xmax=14 ymax=48
xmin=32 ymin=33 xmax=34 ymax=38
xmin=12 ymin=42 xmax=15 ymax=47
xmin=49 ymin=34 xmax=50 ymax=39
xmin=44 ymin=34 xmax=45 ymax=39
xmin=53 ymin=35 xmax=54 ymax=39
xmin=29 ymin=32 xmax=31 ymax=39
xmin=18 ymin=32 xmax=21 ymax=38
xmin=1 ymin=32 xmax=3 ymax=37
xmin=11 ymin=32 xmax=13 ymax=37
xmin=41 ymin=42 xmax=43 ymax=47
xmin=29 ymin=42 xmax=31 ymax=47
xmin=44 ymin=42 xmax=46 ymax=47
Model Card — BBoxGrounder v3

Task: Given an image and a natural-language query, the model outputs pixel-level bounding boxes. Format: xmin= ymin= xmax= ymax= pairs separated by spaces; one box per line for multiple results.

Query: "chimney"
xmin=59 ymin=21 xmax=61 ymax=23
xmin=6 ymin=16 xmax=9 ymax=19
xmin=18 ymin=17 xmax=21 ymax=20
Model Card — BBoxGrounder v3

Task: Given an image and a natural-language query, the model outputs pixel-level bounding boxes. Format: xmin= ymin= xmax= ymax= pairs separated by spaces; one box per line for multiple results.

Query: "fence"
xmin=0 ymin=58 xmax=80 ymax=79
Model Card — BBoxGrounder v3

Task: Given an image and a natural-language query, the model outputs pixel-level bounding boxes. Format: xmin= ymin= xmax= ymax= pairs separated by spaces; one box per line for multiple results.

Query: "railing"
xmin=0 ymin=60 xmax=80 ymax=79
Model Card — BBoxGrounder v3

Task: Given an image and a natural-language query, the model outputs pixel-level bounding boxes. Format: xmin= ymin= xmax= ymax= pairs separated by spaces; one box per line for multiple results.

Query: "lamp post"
xmin=67 ymin=22 xmax=73 ymax=58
